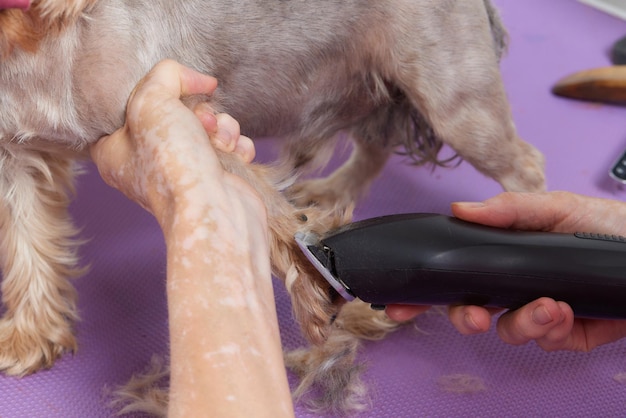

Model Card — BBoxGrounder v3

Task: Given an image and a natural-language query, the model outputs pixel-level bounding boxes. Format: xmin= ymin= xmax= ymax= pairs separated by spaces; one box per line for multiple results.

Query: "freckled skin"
xmin=90 ymin=61 xmax=294 ymax=418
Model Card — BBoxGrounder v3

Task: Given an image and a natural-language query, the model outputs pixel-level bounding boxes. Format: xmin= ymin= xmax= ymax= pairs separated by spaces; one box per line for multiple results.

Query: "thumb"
xmin=141 ymin=59 xmax=218 ymax=101
xmin=451 ymin=192 xmax=569 ymax=231
xmin=89 ymin=128 xmax=133 ymax=188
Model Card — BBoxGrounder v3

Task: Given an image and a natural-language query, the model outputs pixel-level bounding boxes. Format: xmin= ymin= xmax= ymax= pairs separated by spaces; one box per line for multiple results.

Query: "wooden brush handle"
xmin=552 ymin=65 xmax=626 ymax=104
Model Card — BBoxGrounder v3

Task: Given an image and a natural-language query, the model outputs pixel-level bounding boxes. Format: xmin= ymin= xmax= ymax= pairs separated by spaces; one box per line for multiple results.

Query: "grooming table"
xmin=2 ymin=0 xmax=626 ymax=416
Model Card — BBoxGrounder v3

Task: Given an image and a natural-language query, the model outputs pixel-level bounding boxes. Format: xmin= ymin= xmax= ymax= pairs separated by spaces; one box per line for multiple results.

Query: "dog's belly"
xmin=70 ymin=0 xmax=392 ymax=144
xmin=216 ymin=67 xmax=387 ymax=140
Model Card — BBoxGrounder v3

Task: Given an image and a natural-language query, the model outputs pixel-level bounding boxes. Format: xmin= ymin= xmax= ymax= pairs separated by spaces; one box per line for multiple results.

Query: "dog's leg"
xmin=285 ymin=322 xmax=366 ymax=414
xmin=392 ymin=0 xmax=545 ymax=193
xmin=216 ymin=152 xmax=402 ymax=414
xmin=0 ymin=149 xmax=82 ymax=375
xmin=275 ymin=126 xmax=412 ymax=412
xmin=286 ymin=299 xmax=408 ymax=414
xmin=217 ymin=151 xmax=351 ymax=344
xmin=287 ymin=139 xmax=392 ymax=211
xmin=284 ymin=103 xmax=401 ymax=212
xmin=112 ymin=153 xmax=361 ymax=416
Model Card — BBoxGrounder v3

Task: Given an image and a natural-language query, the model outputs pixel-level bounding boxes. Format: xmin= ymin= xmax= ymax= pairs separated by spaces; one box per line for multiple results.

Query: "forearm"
xmin=162 ymin=191 xmax=294 ymax=418
xmin=87 ymin=60 xmax=291 ymax=413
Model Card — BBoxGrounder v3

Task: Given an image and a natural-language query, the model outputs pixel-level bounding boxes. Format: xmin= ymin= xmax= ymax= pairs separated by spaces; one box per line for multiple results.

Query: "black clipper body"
xmin=295 ymin=213 xmax=626 ymax=317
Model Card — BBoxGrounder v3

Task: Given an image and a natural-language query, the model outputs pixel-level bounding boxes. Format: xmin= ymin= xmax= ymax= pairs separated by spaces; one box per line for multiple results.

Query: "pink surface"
xmin=0 ymin=0 xmax=29 ymax=10
xmin=2 ymin=0 xmax=626 ymax=416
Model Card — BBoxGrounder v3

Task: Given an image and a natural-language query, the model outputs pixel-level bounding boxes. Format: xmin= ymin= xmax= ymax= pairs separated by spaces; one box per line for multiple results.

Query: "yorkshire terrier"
xmin=0 ymin=0 xmax=544 ymax=413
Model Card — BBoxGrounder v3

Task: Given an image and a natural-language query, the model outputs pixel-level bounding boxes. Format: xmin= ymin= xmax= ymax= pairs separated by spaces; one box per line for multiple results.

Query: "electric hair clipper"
xmin=295 ymin=213 xmax=626 ymax=317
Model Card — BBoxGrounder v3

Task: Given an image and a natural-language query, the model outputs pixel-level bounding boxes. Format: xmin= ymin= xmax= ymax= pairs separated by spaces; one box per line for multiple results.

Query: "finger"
xmin=448 ymin=305 xmax=493 ymax=335
xmin=138 ymin=59 xmax=218 ymax=101
xmin=212 ymin=113 xmax=255 ymax=163
xmin=451 ymin=192 xmax=579 ymax=231
xmin=495 ymin=297 xmax=567 ymax=346
xmin=211 ymin=113 xmax=241 ymax=152
xmin=567 ymin=318 xmax=626 ymax=352
xmin=193 ymin=102 xmax=218 ymax=135
xmin=90 ymin=127 xmax=129 ymax=170
xmin=533 ymin=301 xmax=577 ymax=352
xmin=234 ymin=135 xmax=256 ymax=164
xmin=176 ymin=62 xmax=218 ymax=97
xmin=385 ymin=304 xmax=430 ymax=322
xmin=89 ymin=129 xmax=132 ymax=188
xmin=89 ymin=134 xmax=109 ymax=164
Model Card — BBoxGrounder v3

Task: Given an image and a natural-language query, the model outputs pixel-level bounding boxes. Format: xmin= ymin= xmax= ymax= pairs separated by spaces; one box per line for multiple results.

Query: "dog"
xmin=0 ymin=0 xmax=545 ymax=414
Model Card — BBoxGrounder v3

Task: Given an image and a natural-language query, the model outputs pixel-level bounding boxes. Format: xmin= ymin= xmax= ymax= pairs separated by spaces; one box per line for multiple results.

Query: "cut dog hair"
xmin=0 ymin=0 xmax=545 ymax=414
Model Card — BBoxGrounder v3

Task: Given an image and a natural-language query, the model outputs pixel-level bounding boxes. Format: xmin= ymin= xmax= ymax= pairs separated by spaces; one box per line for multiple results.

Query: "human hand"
xmin=89 ymin=59 xmax=257 ymax=228
xmin=387 ymin=191 xmax=626 ymax=351
xmin=90 ymin=58 xmax=270 ymax=293
xmin=90 ymin=60 xmax=292 ymax=416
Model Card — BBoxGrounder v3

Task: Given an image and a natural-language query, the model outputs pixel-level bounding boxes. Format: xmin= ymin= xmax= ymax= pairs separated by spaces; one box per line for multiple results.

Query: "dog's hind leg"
xmin=391 ymin=0 xmax=545 ymax=192
xmin=0 ymin=149 xmax=82 ymax=375
xmin=284 ymin=98 xmax=403 ymax=214
xmin=216 ymin=151 xmax=352 ymax=345
xmin=109 ymin=152 xmax=363 ymax=416
xmin=286 ymin=299 xmax=409 ymax=414
xmin=286 ymin=137 xmax=392 ymax=212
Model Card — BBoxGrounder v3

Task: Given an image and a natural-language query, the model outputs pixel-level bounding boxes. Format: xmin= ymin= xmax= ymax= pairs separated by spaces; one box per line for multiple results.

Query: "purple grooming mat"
xmin=2 ymin=0 xmax=626 ymax=416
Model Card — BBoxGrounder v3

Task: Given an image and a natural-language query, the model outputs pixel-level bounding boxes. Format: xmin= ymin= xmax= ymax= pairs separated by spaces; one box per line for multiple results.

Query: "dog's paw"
xmin=498 ymin=140 xmax=546 ymax=192
xmin=0 ymin=316 xmax=76 ymax=375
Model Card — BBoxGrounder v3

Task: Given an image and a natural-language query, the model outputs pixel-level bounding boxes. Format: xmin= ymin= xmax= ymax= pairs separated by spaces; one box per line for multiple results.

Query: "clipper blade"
xmin=295 ymin=232 xmax=355 ymax=301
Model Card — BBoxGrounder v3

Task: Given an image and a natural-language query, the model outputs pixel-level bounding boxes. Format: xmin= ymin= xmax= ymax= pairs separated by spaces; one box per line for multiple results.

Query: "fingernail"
xmin=215 ymin=126 xmax=234 ymax=147
xmin=464 ymin=313 xmax=481 ymax=332
xmin=532 ymin=305 xmax=553 ymax=325
xmin=219 ymin=129 xmax=233 ymax=143
xmin=453 ymin=202 xmax=485 ymax=209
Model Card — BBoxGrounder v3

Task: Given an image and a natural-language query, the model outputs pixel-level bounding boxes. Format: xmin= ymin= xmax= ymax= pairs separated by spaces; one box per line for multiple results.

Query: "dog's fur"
xmin=0 ymin=0 xmax=545 ymax=414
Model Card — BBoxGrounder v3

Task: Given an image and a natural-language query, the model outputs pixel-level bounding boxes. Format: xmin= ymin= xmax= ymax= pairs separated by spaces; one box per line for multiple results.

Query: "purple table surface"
xmin=2 ymin=0 xmax=626 ymax=417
